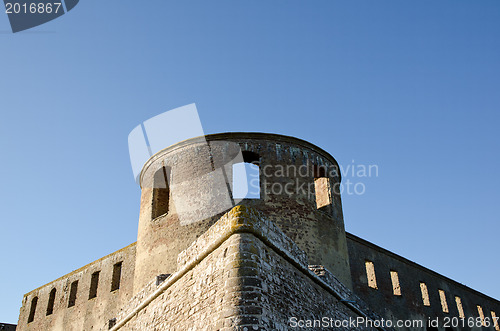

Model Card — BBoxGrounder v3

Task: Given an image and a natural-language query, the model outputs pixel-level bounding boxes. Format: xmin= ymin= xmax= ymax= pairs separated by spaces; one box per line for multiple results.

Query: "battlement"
xmin=17 ymin=243 xmax=136 ymax=330
xmin=134 ymin=132 xmax=352 ymax=292
xmin=15 ymin=132 xmax=500 ymax=331
xmin=105 ymin=205 xmax=381 ymax=330
xmin=347 ymin=233 xmax=500 ymax=329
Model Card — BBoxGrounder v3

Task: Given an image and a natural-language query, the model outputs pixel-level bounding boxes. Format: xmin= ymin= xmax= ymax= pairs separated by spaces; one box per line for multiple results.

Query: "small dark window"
xmin=108 ymin=318 xmax=117 ymax=329
xmin=46 ymin=288 xmax=56 ymax=315
xmin=68 ymin=280 xmax=78 ymax=307
xmin=156 ymin=274 xmax=170 ymax=286
xmin=111 ymin=262 xmax=122 ymax=292
xmin=89 ymin=271 xmax=100 ymax=299
xmin=242 ymin=151 xmax=260 ymax=165
xmin=152 ymin=167 xmax=170 ymax=218
xmin=27 ymin=296 xmax=38 ymax=323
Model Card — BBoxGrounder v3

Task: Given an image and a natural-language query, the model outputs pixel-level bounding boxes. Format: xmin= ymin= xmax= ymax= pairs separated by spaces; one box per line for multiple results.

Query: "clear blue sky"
xmin=1 ymin=0 xmax=499 ymax=324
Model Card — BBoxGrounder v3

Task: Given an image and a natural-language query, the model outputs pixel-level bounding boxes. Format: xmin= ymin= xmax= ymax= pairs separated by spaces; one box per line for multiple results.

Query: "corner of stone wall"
xmin=106 ymin=205 xmax=383 ymax=330
xmin=176 ymin=205 xmax=308 ymax=270
xmin=308 ymin=265 xmax=385 ymax=325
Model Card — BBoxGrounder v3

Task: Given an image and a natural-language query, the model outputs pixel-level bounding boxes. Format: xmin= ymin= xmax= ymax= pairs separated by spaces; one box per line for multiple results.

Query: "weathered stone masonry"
xmin=17 ymin=243 xmax=136 ymax=331
xmin=347 ymin=233 xmax=500 ymax=330
xmin=105 ymin=206 xmax=380 ymax=331
xmin=16 ymin=133 xmax=500 ymax=331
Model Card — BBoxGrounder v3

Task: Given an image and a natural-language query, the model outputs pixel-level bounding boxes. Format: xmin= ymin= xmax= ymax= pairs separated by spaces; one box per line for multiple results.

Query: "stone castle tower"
xmin=16 ymin=133 xmax=500 ymax=330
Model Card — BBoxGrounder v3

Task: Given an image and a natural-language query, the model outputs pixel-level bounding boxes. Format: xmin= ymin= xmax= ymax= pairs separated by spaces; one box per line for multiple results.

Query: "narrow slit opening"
xmin=27 ymin=296 xmax=38 ymax=323
xmin=152 ymin=166 xmax=170 ymax=218
xmin=455 ymin=296 xmax=465 ymax=318
xmin=420 ymin=282 xmax=430 ymax=306
xmin=46 ymin=288 xmax=56 ymax=315
xmin=314 ymin=165 xmax=332 ymax=209
xmin=365 ymin=261 xmax=378 ymax=289
xmin=491 ymin=311 xmax=499 ymax=331
xmin=439 ymin=289 xmax=449 ymax=313
xmin=390 ymin=271 xmax=401 ymax=296
xmin=111 ymin=262 xmax=122 ymax=292
xmin=68 ymin=281 xmax=78 ymax=307
xmin=89 ymin=271 xmax=100 ymax=299
xmin=477 ymin=305 xmax=486 ymax=326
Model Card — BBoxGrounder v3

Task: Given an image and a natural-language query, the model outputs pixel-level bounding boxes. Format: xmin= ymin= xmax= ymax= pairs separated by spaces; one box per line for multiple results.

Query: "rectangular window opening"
xmin=439 ymin=289 xmax=449 ymax=313
xmin=152 ymin=167 xmax=170 ymax=218
xmin=491 ymin=311 xmax=499 ymax=331
xmin=390 ymin=271 xmax=401 ymax=296
xmin=420 ymin=282 xmax=430 ymax=306
xmin=68 ymin=280 xmax=78 ymax=308
xmin=314 ymin=177 xmax=332 ymax=209
xmin=111 ymin=262 xmax=122 ymax=292
xmin=313 ymin=165 xmax=332 ymax=209
xmin=27 ymin=296 xmax=37 ymax=323
xmin=365 ymin=261 xmax=378 ymax=289
xmin=477 ymin=305 xmax=486 ymax=326
xmin=89 ymin=271 xmax=100 ymax=299
xmin=455 ymin=296 xmax=465 ymax=318
xmin=46 ymin=288 xmax=56 ymax=316
xmin=232 ymin=162 xmax=260 ymax=199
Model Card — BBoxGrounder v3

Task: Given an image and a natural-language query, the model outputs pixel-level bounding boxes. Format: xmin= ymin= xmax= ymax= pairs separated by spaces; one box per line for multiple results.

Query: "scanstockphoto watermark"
xmin=243 ymin=161 xmax=379 ymax=198
xmin=128 ymin=104 xmax=379 ymax=225
xmin=339 ymin=160 xmax=379 ymax=195
xmin=289 ymin=316 xmax=423 ymax=329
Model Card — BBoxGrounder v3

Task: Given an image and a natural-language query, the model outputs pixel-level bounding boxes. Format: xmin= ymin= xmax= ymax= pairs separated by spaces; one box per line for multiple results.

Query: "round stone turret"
xmin=133 ymin=132 xmax=352 ymax=292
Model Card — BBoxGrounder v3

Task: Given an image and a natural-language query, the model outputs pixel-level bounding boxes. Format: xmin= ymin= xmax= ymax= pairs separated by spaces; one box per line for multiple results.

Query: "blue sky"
xmin=1 ymin=0 xmax=499 ymax=324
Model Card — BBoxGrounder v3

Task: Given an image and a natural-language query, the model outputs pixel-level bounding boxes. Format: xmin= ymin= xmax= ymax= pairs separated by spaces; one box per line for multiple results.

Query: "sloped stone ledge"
xmin=106 ymin=205 xmax=386 ymax=330
xmin=176 ymin=205 xmax=308 ymax=270
xmin=308 ymin=265 xmax=386 ymax=327
xmin=102 ymin=274 xmax=171 ymax=330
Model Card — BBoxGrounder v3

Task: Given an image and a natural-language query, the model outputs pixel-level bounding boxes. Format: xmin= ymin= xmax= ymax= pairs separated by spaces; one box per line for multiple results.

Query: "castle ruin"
xmin=16 ymin=133 xmax=500 ymax=330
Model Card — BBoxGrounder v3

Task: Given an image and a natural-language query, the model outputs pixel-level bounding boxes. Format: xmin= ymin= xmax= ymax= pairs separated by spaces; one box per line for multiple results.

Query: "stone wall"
xmin=244 ymin=233 xmax=378 ymax=330
xmin=108 ymin=205 xmax=378 ymax=331
xmin=115 ymin=233 xmax=245 ymax=330
xmin=16 ymin=243 xmax=136 ymax=331
xmin=134 ymin=133 xmax=352 ymax=294
xmin=15 ymin=133 xmax=500 ymax=331
xmin=0 ymin=323 xmax=16 ymax=331
xmin=347 ymin=233 xmax=500 ymax=330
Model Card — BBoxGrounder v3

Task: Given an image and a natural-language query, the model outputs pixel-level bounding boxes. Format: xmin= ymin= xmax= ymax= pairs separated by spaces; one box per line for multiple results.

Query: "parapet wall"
xmin=134 ymin=132 xmax=352 ymax=293
xmin=15 ymin=132 xmax=500 ymax=331
xmin=347 ymin=233 xmax=500 ymax=330
xmin=16 ymin=243 xmax=136 ymax=331
xmin=107 ymin=205 xmax=380 ymax=331
xmin=0 ymin=323 xmax=16 ymax=331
